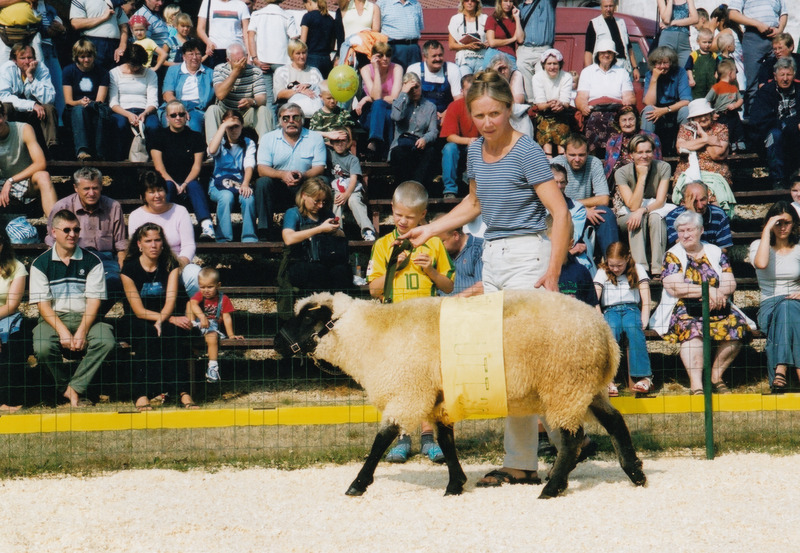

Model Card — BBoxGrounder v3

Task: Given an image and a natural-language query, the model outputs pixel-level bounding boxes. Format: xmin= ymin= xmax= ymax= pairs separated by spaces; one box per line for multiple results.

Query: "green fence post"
xmin=702 ymin=280 xmax=714 ymax=460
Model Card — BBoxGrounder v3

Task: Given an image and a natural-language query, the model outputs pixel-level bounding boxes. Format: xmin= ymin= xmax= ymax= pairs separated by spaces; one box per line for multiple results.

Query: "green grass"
xmin=3 ymin=411 xmax=800 ymax=479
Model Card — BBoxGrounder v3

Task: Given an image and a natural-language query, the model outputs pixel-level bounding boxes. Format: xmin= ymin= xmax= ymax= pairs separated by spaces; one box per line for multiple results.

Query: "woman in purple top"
xmin=127 ymin=171 xmax=201 ymax=296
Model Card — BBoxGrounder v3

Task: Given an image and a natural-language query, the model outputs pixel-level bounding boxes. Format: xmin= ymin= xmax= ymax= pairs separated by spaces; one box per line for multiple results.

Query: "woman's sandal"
xmin=772 ymin=373 xmax=788 ymax=394
xmin=608 ymin=382 xmax=619 ymax=397
xmin=180 ymin=392 xmax=200 ymax=410
xmin=711 ymin=381 xmax=731 ymax=395
xmin=690 ymin=389 xmax=704 ymax=395
xmin=631 ymin=377 xmax=654 ymax=395
xmin=476 ymin=469 xmax=541 ymax=487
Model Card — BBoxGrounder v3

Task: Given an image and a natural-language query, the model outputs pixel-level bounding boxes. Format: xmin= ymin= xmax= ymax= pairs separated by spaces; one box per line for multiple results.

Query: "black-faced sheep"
xmin=276 ymin=290 xmax=647 ymax=498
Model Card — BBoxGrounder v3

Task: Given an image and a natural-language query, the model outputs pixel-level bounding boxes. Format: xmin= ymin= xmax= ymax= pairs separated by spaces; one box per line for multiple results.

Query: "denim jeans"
xmin=457 ymin=55 xmax=486 ymax=77
xmin=361 ymin=99 xmax=393 ymax=146
xmin=742 ymin=31 xmax=772 ymax=114
xmin=41 ymin=42 xmax=64 ymax=124
xmin=764 ymin=124 xmax=800 ymax=188
xmin=758 ymin=295 xmax=800 ymax=384
xmin=441 ymin=142 xmax=466 ymax=195
xmin=208 ymin=185 xmax=258 ymax=242
xmin=590 ymin=205 xmax=620 ymax=261
xmin=389 ymin=43 xmax=421 ymax=71
xmin=603 ymin=303 xmax=652 ymax=378
xmin=111 ymin=109 xmax=160 ymax=160
xmin=68 ymin=103 xmax=111 ymax=159
xmin=85 ymin=249 xmax=122 ymax=314
xmin=165 ymin=179 xmax=211 ymax=222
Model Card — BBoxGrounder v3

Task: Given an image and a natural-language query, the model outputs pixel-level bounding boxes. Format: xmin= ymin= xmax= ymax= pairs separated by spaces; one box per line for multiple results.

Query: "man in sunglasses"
xmin=30 ymin=209 xmax=116 ymax=408
xmin=150 ymin=99 xmax=216 ymax=240
xmin=254 ymin=102 xmax=326 ymax=241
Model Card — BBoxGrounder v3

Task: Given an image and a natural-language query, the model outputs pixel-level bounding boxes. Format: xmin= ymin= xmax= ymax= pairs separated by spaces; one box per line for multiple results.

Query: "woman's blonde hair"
xmin=72 ymin=38 xmax=97 ymax=62
xmin=371 ymin=41 xmax=392 ymax=57
xmin=287 ymin=38 xmax=308 ymax=58
xmin=459 ymin=0 xmax=482 ymax=14
xmin=466 ymin=69 xmax=514 ymax=112
xmin=307 ymin=0 xmax=329 ymax=16
xmin=163 ymin=4 xmax=181 ymax=25
xmin=493 ymin=0 xmax=515 ymax=20
xmin=297 ymin=177 xmax=332 ymax=217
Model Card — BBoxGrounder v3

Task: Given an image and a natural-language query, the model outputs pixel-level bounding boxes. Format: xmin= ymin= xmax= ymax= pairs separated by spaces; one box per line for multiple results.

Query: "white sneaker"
xmin=199 ymin=220 xmax=216 ymax=242
xmin=206 ymin=364 xmax=220 ymax=383
xmin=363 ymin=230 xmax=376 ymax=242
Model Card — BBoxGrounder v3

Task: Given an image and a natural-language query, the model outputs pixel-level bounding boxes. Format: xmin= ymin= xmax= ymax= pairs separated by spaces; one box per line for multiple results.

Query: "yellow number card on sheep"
xmin=439 ymin=292 xmax=507 ymax=423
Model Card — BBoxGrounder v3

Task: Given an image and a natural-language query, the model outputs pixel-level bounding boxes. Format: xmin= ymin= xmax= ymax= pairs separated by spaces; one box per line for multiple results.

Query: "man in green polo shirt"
xmin=29 ymin=209 xmax=115 ymax=408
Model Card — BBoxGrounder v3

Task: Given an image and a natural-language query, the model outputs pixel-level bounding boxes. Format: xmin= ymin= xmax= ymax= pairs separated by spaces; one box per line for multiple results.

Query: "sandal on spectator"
xmin=607 ymin=382 xmax=619 ymax=397
xmin=711 ymin=381 xmax=731 ymax=395
xmin=772 ymin=373 xmax=788 ymax=394
xmin=631 ymin=377 xmax=653 ymax=395
xmin=690 ymin=389 xmax=704 ymax=395
xmin=476 ymin=469 xmax=541 ymax=487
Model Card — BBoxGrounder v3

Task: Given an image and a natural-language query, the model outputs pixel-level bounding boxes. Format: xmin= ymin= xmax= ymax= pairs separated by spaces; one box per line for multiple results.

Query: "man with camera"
xmin=254 ymin=102 xmax=326 ymax=241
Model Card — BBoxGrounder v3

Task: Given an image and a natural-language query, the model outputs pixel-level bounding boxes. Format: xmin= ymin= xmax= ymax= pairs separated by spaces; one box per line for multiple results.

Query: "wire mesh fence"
xmin=2 ymin=278 xmax=800 ymax=477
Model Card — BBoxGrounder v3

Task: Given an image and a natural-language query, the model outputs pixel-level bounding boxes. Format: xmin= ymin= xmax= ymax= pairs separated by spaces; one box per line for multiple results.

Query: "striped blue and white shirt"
xmin=376 ymin=0 xmax=423 ymax=41
xmin=133 ymin=5 xmax=170 ymax=46
xmin=467 ymin=134 xmax=553 ymax=241
xmin=727 ymin=0 xmax=787 ymax=29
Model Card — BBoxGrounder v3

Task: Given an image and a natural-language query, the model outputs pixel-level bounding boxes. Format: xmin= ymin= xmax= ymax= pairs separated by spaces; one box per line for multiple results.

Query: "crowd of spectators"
xmin=0 ymin=0 xmax=798 ymax=412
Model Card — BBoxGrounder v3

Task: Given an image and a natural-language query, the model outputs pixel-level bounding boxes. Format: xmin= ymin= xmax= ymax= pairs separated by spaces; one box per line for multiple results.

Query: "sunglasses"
xmin=281 ymin=114 xmax=303 ymax=122
xmin=56 ymin=226 xmax=81 ymax=234
xmin=168 ymin=112 xmax=187 ymax=118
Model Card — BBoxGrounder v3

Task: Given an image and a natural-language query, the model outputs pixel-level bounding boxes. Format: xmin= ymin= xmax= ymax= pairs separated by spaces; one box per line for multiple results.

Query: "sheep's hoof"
xmin=443 ymin=486 xmax=464 ymax=496
xmin=625 ymin=466 xmax=647 ymax=487
xmin=345 ymin=486 xmax=366 ymax=496
xmin=538 ymin=480 xmax=567 ymax=499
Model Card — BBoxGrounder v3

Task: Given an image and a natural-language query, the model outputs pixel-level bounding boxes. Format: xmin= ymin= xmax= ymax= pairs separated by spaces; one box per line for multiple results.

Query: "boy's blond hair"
xmin=696 ymin=27 xmax=713 ymax=41
xmin=392 ymin=180 xmax=428 ymax=212
xmin=716 ymin=59 xmax=736 ymax=80
xmin=198 ymin=267 xmax=221 ymax=284
xmin=319 ymin=80 xmax=330 ymax=94
xmin=716 ymin=33 xmax=734 ymax=54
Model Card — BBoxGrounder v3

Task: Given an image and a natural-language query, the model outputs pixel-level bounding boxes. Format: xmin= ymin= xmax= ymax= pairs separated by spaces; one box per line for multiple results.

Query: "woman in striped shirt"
xmin=403 ymin=69 xmax=570 ymax=487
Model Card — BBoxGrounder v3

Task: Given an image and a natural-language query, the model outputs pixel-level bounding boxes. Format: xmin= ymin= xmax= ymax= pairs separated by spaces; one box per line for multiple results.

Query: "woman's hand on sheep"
xmin=534 ymin=270 xmax=560 ymax=292
xmin=401 ymin=225 xmax=434 ymax=249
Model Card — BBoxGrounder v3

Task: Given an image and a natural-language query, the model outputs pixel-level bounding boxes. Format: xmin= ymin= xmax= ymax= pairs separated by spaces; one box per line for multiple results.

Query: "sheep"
xmin=276 ymin=290 xmax=647 ymax=498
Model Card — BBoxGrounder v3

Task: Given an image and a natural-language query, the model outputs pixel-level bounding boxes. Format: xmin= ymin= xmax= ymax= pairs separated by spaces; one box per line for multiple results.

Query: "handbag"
xmin=396 ymin=133 xmax=419 ymax=149
xmin=306 ymin=232 xmax=349 ymax=265
xmin=683 ymin=298 xmax=731 ymax=318
xmin=212 ymin=175 xmax=242 ymax=195
xmin=128 ymin=122 xmax=149 ymax=162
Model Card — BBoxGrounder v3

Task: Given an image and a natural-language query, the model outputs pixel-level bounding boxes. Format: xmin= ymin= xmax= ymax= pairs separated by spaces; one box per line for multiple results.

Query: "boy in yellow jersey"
xmin=367 ymin=180 xmax=454 ymax=462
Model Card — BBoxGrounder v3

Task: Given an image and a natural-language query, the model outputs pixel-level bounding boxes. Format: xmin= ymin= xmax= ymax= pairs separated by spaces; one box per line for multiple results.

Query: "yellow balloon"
xmin=328 ymin=65 xmax=360 ymax=103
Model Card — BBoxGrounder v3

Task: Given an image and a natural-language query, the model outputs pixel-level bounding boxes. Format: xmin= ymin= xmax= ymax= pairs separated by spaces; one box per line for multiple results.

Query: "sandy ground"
xmin=1 ymin=452 xmax=798 ymax=553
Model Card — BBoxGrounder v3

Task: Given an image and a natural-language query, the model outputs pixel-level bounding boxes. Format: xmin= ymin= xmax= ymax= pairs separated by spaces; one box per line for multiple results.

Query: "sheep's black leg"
xmin=346 ymin=424 xmax=400 ymax=496
xmin=436 ymin=422 xmax=467 ymax=496
xmin=539 ymin=426 xmax=583 ymax=499
xmin=589 ymin=394 xmax=647 ymax=487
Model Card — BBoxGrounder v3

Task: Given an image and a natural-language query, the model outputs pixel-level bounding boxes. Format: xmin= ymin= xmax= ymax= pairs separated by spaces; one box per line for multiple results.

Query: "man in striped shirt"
xmin=205 ymin=42 xmax=273 ymax=144
xmin=29 ymin=210 xmax=115 ymax=408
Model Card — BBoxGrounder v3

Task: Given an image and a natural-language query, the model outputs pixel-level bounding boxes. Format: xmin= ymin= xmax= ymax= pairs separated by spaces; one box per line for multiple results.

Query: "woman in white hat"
xmin=531 ymin=48 xmax=574 ymax=158
xmin=674 ymin=97 xmax=731 ymax=185
xmin=575 ymin=38 xmax=635 ymax=157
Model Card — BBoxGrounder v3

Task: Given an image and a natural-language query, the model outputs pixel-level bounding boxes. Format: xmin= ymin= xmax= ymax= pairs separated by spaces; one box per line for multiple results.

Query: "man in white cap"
xmin=583 ymin=0 xmax=639 ymax=81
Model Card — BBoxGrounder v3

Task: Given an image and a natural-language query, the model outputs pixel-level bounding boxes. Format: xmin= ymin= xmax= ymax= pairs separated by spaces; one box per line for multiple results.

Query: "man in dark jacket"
xmin=750 ymin=57 xmax=800 ymax=189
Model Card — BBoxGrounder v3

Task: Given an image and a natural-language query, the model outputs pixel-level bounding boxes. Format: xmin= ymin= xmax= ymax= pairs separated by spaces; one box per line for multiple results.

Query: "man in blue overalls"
xmin=406 ymin=40 xmax=463 ymax=120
